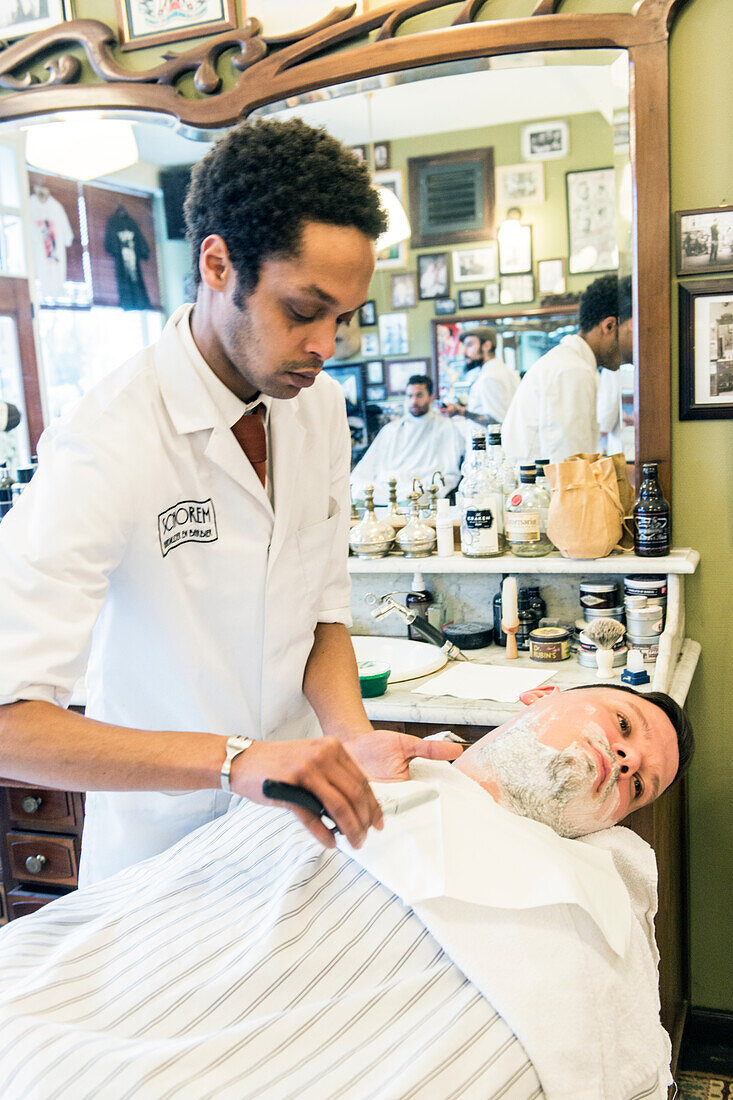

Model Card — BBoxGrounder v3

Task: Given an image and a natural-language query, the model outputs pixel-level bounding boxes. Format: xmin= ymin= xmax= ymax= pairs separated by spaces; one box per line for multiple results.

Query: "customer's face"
xmin=454 ymin=687 xmax=678 ymax=837
xmin=405 ymin=383 xmax=432 ymax=417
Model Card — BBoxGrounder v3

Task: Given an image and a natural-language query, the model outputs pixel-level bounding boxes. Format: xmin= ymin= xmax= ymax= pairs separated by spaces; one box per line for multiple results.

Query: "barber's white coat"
xmin=466 ymin=356 xmax=519 ymax=424
xmin=0 ymin=305 xmax=352 ymax=884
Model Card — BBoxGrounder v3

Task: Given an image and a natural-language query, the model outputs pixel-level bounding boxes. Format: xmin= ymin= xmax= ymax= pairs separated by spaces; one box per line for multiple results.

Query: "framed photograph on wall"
xmin=366 ymin=384 xmax=387 ymax=401
xmin=676 ymin=205 xmax=733 ymax=276
xmin=115 ymin=0 xmax=237 ymax=49
xmin=566 ymin=167 xmax=618 ymax=274
xmin=538 ymin=258 xmax=566 ymax=295
xmin=417 ymin=252 xmax=450 ymax=299
xmin=500 ymin=274 xmax=535 ymax=305
xmin=374 ymin=141 xmax=391 ymax=170
xmin=496 ymin=163 xmax=545 ymax=208
xmin=678 ymin=280 xmax=733 ymax=420
xmin=378 ymin=312 xmax=409 ymax=357
xmin=374 ymin=170 xmax=407 ymax=270
xmin=452 ymin=246 xmax=497 ymax=283
xmin=521 ymin=120 xmax=569 ymax=161
xmin=349 ymin=145 xmax=367 ymax=163
xmin=1 ymin=0 xmax=69 ymax=40
xmin=458 ymin=288 xmax=483 ymax=310
xmin=434 ymin=297 xmax=457 ymax=316
xmin=484 ymin=282 xmax=500 ymax=305
xmin=385 ymin=358 xmax=431 ymax=396
xmin=361 ymin=333 xmax=380 ymax=358
xmin=498 ymin=223 xmax=532 ymax=275
xmin=391 ymin=272 xmax=417 ymax=309
xmin=358 ymin=300 xmax=377 ymax=327
xmin=365 ymin=360 xmax=383 ymax=384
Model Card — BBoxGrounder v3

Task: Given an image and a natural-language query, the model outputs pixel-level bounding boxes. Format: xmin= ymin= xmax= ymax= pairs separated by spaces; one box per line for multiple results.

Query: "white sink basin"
xmin=351 ymin=635 xmax=447 ymax=683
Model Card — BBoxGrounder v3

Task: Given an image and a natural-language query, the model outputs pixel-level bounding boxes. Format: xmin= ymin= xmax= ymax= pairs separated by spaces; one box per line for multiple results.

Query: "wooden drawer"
xmin=6 ymin=887 xmax=60 ymax=919
xmin=6 ymin=788 xmax=81 ymax=833
xmin=7 ymin=831 xmax=78 ymax=887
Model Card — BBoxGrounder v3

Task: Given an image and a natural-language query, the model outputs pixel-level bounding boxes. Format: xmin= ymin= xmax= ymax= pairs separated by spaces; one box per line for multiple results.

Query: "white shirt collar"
xmin=559 ymin=332 xmax=598 ymax=370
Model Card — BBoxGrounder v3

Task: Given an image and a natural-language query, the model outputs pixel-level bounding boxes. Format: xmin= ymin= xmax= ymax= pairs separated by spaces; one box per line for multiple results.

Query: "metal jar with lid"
xmin=579 ymin=581 xmax=618 ymax=609
xmin=529 ymin=626 xmax=571 ymax=662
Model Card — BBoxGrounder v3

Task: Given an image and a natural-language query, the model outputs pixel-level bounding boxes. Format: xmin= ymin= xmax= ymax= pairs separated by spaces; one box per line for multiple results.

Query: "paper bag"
xmin=545 ymin=453 xmax=631 ymax=559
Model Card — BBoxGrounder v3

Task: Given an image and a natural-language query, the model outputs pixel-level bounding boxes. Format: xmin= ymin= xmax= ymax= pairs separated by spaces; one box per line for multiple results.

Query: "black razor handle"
xmin=262 ymin=780 xmax=338 ymax=832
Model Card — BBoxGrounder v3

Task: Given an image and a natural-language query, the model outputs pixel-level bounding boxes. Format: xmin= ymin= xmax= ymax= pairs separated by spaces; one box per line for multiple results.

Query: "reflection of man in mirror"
xmin=709 ymin=220 xmax=719 ymax=263
xmin=350 ymin=374 xmax=464 ymax=504
xmin=597 ymin=276 xmax=633 ymax=456
xmin=502 ymin=274 xmax=633 ymax=463
xmin=441 ymin=326 xmax=519 ymax=431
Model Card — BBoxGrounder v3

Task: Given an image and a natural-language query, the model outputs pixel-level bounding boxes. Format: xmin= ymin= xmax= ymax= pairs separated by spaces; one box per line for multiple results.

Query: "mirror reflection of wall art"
xmin=391 ymin=272 xmax=417 ymax=309
xmin=385 ymin=358 xmax=431 ymax=396
xmin=566 ymin=167 xmax=619 ymax=274
xmin=373 ymin=142 xmax=391 ymax=170
xmin=500 ymin=274 xmax=535 ymax=305
xmin=365 ymin=361 xmax=383 ymax=384
xmin=358 ymin=300 xmax=377 ymax=327
xmin=521 ymin=120 xmax=569 ymax=161
xmin=484 ymin=282 xmax=500 ymax=305
xmin=417 ymin=252 xmax=449 ymax=299
xmin=0 ymin=0 xmax=69 ymax=39
xmin=538 ymin=258 xmax=566 ymax=296
xmin=366 ymin=384 xmax=386 ymax=402
xmin=115 ymin=0 xmax=237 ymax=49
xmin=676 ymin=205 xmax=733 ymax=276
xmin=452 ymin=246 xmax=496 ymax=284
xmin=434 ymin=298 xmax=457 ymax=316
xmin=350 ymin=145 xmax=367 ymax=162
xmin=374 ymin=170 xmax=407 ymax=270
xmin=498 ymin=223 xmax=532 ymax=276
xmin=361 ymin=333 xmax=380 ymax=359
xmin=378 ymin=312 xmax=409 ymax=357
xmin=457 ymin=288 xmax=483 ymax=310
xmin=678 ymin=280 xmax=733 ymax=420
xmin=496 ymin=163 xmax=544 ymax=208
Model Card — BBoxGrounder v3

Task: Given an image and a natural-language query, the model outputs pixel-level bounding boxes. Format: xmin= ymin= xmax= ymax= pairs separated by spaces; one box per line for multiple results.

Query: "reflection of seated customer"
xmin=0 ymin=685 xmax=692 ymax=1098
xmin=441 ymin=326 xmax=519 ymax=429
xmin=350 ymin=374 xmax=464 ymax=503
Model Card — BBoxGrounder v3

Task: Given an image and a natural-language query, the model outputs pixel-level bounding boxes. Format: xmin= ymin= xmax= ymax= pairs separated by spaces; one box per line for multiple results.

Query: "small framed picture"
xmin=498 ymin=223 xmax=533 ymax=275
xmin=366 ymin=384 xmax=387 ymax=401
xmin=374 ymin=141 xmax=391 ymax=170
xmin=417 ymin=252 xmax=450 ymax=299
xmin=350 ymin=145 xmax=367 ymax=163
xmin=384 ymin=358 xmax=431 ymax=396
xmin=378 ymin=312 xmax=409 ymax=357
xmin=457 ymin=288 xmax=483 ymax=310
xmin=361 ymin=333 xmax=380 ymax=358
xmin=452 ymin=246 xmax=497 ymax=284
xmin=521 ymin=120 xmax=569 ymax=161
xmin=566 ymin=167 xmax=618 ymax=274
xmin=434 ymin=297 xmax=457 ymax=316
xmin=496 ymin=163 xmax=545 ymax=208
xmin=0 ymin=0 xmax=69 ymax=40
xmin=538 ymin=258 xmax=566 ymax=295
xmin=358 ymin=300 xmax=377 ymax=327
xmin=678 ymin=280 xmax=733 ymax=420
xmin=115 ymin=0 xmax=237 ymax=50
xmin=500 ymin=274 xmax=535 ymax=305
xmin=484 ymin=282 xmax=500 ymax=305
xmin=391 ymin=272 xmax=417 ymax=309
xmin=374 ymin=170 xmax=407 ymax=271
xmin=365 ymin=360 xmax=383 ymax=384
xmin=676 ymin=205 xmax=733 ymax=276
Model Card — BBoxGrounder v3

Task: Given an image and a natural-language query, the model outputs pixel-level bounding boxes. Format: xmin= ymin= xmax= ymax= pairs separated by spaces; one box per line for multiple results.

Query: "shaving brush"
xmin=501 ymin=577 xmax=519 ymax=659
xmin=582 ymin=617 xmax=626 ymax=679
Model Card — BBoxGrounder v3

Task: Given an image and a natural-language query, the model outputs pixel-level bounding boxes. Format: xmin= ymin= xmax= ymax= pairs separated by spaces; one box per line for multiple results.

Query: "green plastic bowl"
xmin=358 ymin=660 xmax=391 ymax=698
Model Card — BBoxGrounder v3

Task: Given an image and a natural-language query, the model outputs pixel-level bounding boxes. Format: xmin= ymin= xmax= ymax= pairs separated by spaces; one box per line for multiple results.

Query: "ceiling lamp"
xmin=25 ymin=119 xmax=139 ymax=181
xmin=375 ymin=183 xmax=411 ymax=252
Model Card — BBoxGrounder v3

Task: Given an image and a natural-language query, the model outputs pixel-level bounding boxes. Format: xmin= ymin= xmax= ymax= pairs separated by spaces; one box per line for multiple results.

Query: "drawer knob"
xmin=21 ymin=795 xmax=43 ymax=814
xmin=25 ymin=854 xmax=47 ymax=874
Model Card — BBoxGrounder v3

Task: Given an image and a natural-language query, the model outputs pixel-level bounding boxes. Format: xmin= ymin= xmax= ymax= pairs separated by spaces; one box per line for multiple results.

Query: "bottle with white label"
xmin=459 ymin=434 xmax=505 ymax=557
xmin=505 ymin=465 xmax=553 ymax=557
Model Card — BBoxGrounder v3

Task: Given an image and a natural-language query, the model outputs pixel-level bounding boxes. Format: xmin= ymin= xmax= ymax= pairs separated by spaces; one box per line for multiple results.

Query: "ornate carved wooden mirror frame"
xmin=0 ymin=0 xmax=692 ymax=491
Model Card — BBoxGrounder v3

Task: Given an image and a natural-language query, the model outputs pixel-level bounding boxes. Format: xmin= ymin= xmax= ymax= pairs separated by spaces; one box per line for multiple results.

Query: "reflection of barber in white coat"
xmin=0 ymin=121 xmax=460 ymax=886
xmin=442 ymin=326 xmax=519 ymax=434
xmin=350 ymin=374 xmax=464 ymax=503
xmin=502 ymin=274 xmax=633 ymax=463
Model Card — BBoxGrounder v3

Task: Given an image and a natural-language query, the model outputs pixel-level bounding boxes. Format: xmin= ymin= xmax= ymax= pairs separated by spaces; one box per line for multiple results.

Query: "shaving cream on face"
xmin=470 ymin=711 xmax=622 ymax=837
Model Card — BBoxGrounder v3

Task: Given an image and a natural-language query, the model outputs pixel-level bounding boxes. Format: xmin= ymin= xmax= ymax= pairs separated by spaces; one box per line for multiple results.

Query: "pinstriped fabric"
xmin=0 ymin=800 xmax=542 ymax=1100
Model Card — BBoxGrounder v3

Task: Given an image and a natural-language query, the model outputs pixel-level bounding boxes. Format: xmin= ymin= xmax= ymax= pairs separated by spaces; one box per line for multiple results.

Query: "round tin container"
xmin=577 ymin=633 xmax=627 ymax=669
xmin=625 ymin=604 xmax=664 ymax=638
xmin=583 ymin=605 xmax=625 ymax=623
xmin=579 ymin=582 xmax=618 ymax=609
xmin=358 ymin=660 xmax=390 ymax=698
xmin=627 ymin=640 xmax=659 ymax=663
xmin=529 ymin=626 xmax=571 ymax=662
xmin=442 ymin=621 xmax=493 ymax=649
xmin=624 ymin=575 xmax=667 ymax=607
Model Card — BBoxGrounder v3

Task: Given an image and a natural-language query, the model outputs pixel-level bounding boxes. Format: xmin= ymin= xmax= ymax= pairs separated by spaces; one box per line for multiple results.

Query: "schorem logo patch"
xmin=158 ymin=499 xmax=218 ymax=557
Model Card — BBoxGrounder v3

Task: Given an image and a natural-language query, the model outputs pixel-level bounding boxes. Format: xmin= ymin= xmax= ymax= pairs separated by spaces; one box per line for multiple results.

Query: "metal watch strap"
xmin=220 ymin=735 xmax=253 ymax=793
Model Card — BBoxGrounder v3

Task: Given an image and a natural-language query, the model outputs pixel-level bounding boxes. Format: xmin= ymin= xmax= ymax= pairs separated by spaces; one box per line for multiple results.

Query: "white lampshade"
xmin=375 ymin=183 xmax=411 ymax=252
xmin=25 ymin=119 xmax=139 ymax=181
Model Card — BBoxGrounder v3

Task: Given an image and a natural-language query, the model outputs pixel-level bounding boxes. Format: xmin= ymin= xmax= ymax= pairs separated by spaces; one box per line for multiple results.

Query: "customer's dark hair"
xmin=407 ymin=374 xmax=433 ymax=395
xmin=579 ymin=273 xmax=624 ymax=332
xmin=618 ymin=274 xmax=633 ymax=325
xmin=184 ymin=118 xmax=387 ymax=297
xmin=567 ymin=682 xmax=694 ymax=786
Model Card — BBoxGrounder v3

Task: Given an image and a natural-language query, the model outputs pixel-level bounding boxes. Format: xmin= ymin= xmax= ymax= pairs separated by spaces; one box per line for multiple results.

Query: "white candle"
xmin=501 ymin=576 xmax=518 ymax=629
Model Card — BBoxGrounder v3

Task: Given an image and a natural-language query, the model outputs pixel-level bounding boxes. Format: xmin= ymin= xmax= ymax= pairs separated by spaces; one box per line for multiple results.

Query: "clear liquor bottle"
xmin=487 ymin=427 xmax=517 ymax=495
xmin=505 ymin=465 xmax=553 ymax=557
xmin=459 ymin=434 xmax=505 ymax=557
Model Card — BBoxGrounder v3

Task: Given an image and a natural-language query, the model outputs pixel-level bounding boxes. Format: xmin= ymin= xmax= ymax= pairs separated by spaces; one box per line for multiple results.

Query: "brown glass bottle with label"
xmin=633 ymin=462 xmax=670 ymax=557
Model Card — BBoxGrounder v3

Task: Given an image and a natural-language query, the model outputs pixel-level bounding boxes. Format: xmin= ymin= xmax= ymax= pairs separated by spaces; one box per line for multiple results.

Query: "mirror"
xmin=0 ymin=0 xmax=679 ymax=493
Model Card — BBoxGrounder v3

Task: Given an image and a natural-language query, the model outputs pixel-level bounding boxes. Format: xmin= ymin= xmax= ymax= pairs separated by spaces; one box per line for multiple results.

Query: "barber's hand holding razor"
xmin=345 ymin=729 xmax=463 ymax=783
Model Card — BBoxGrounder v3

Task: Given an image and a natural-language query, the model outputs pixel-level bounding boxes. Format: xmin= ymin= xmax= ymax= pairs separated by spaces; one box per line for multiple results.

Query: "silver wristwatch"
xmin=220 ymin=736 xmax=253 ymax=793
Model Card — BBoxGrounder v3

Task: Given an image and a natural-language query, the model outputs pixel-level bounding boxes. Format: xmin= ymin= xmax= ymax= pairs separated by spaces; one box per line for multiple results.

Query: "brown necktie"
xmin=231 ymin=404 xmax=267 ymax=488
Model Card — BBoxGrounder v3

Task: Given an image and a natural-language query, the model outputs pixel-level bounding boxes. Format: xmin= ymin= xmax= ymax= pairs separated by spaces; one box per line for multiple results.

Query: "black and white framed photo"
xmin=417 ymin=252 xmax=450 ymax=299
xmin=365 ymin=360 xmax=383 ymax=384
xmin=434 ymin=297 xmax=457 ymax=316
xmin=521 ymin=120 xmax=569 ymax=161
xmin=497 ymin=222 xmax=532 ymax=275
xmin=384 ymin=358 xmax=431 ymax=396
xmin=495 ymin=163 xmax=544 ymax=208
xmin=358 ymin=300 xmax=377 ymax=327
xmin=366 ymin=384 xmax=387 ymax=402
xmin=373 ymin=141 xmax=391 ymax=170
xmin=1 ymin=0 xmax=69 ymax=40
xmin=538 ymin=258 xmax=566 ymax=295
xmin=566 ymin=167 xmax=618 ymax=274
xmin=500 ymin=274 xmax=535 ymax=305
xmin=378 ymin=312 xmax=409 ymax=357
xmin=374 ymin=170 xmax=407 ymax=270
xmin=360 ymin=333 xmax=380 ymax=359
xmin=678 ymin=280 xmax=733 ymax=420
xmin=484 ymin=282 xmax=500 ymax=305
xmin=391 ymin=272 xmax=417 ymax=309
xmin=350 ymin=145 xmax=367 ymax=163
xmin=676 ymin=205 xmax=733 ymax=276
xmin=452 ymin=245 xmax=497 ymax=283
xmin=457 ymin=288 xmax=483 ymax=310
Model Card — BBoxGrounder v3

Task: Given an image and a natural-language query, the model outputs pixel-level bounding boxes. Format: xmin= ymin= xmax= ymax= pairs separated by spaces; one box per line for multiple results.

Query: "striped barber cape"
xmin=0 ymin=799 xmax=542 ymax=1100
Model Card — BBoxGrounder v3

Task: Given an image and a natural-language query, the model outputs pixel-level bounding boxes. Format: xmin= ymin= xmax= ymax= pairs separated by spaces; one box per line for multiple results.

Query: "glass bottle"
xmin=505 ymin=466 xmax=553 ymax=557
xmin=459 ymin=433 xmax=505 ymax=557
xmin=348 ymin=485 xmax=395 ymax=558
xmin=633 ymin=462 xmax=671 ymax=556
xmin=406 ymin=570 xmax=434 ymax=641
xmin=523 ymin=584 xmax=547 ymax=621
xmin=487 ymin=426 xmax=517 ymax=495
xmin=0 ymin=463 xmax=13 ymax=519
xmin=516 ymin=589 xmax=540 ymax=651
xmin=535 ymin=459 xmax=550 ymax=493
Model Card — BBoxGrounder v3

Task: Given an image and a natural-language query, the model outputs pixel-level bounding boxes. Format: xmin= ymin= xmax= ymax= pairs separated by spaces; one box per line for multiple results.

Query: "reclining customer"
xmin=0 ymin=684 xmax=693 ymax=1100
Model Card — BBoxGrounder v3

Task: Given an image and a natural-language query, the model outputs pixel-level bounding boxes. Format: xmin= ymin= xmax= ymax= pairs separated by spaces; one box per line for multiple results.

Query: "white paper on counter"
xmin=411 ymin=662 xmax=553 ymax=703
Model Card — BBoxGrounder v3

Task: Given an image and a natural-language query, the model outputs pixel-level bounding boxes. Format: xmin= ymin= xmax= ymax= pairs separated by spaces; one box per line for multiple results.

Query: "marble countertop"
xmin=348 ymin=547 xmax=700 ymax=576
